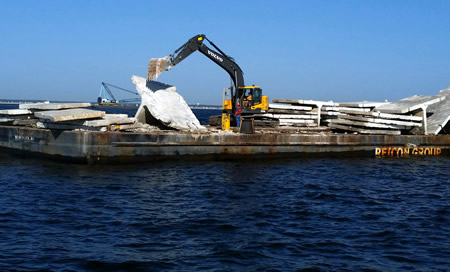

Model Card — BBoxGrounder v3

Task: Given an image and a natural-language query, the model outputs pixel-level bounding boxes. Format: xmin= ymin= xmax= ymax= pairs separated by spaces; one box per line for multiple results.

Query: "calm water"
xmin=0 ymin=105 xmax=449 ymax=271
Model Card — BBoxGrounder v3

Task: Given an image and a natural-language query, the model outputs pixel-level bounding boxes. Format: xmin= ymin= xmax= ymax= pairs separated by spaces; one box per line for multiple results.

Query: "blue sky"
xmin=0 ymin=0 xmax=449 ymax=105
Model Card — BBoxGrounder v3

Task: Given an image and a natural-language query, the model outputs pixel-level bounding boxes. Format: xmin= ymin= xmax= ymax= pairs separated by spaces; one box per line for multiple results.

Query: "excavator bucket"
xmin=147 ymin=56 xmax=173 ymax=80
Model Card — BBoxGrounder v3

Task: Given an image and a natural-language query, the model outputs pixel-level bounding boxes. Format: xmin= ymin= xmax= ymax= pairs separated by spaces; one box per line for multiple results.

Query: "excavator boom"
xmin=147 ymin=34 xmax=267 ymax=117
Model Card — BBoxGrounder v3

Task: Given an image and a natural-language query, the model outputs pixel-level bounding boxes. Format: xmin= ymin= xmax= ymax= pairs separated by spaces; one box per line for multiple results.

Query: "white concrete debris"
xmin=266 ymin=100 xmax=387 ymax=128
xmin=256 ymin=95 xmax=446 ymax=135
xmin=20 ymin=102 xmax=91 ymax=110
xmin=34 ymin=108 xmax=105 ymax=122
xmin=132 ymin=75 xmax=206 ymax=132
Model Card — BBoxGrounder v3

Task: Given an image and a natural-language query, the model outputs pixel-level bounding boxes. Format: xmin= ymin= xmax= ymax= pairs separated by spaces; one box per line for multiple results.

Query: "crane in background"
xmin=97 ymin=82 xmax=140 ymax=105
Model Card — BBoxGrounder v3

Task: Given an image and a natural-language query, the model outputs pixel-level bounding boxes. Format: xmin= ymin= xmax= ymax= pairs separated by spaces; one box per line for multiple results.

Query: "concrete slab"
xmin=0 ymin=118 xmax=14 ymax=124
xmin=269 ymin=103 xmax=313 ymax=111
xmin=0 ymin=115 xmax=33 ymax=120
xmin=37 ymin=122 xmax=106 ymax=131
xmin=278 ymin=119 xmax=315 ymax=124
xmin=77 ymin=118 xmax=134 ymax=127
xmin=338 ymin=114 xmax=422 ymax=127
xmin=339 ymin=109 xmax=423 ymax=121
xmin=20 ymin=102 xmax=91 ymax=110
xmin=35 ymin=109 xmax=105 ymax=122
xmin=103 ymin=114 xmax=129 ymax=118
xmin=338 ymin=101 xmax=388 ymax=108
xmin=375 ymin=95 xmax=445 ymax=114
xmin=272 ymin=99 xmax=336 ymax=106
xmin=85 ymin=117 xmax=134 ymax=127
xmin=279 ymin=123 xmax=318 ymax=128
xmin=323 ymin=106 xmax=371 ymax=112
xmin=268 ymin=109 xmax=311 ymax=115
xmin=330 ymin=119 xmax=408 ymax=130
xmin=260 ymin=113 xmax=318 ymax=119
xmin=0 ymin=109 xmax=32 ymax=115
xmin=321 ymin=119 xmax=337 ymax=124
xmin=320 ymin=111 xmax=339 ymax=116
xmin=63 ymin=114 xmax=134 ymax=127
xmin=328 ymin=123 xmax=401 ymax=135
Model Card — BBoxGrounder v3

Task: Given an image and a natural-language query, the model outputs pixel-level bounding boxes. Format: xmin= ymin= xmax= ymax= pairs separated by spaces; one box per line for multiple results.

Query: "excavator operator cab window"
xmin=252 ymin=88 xmax=262 ymax=105
xmin=242 ymin=89 xmax=252 ymax=108
xmin=240 ymin=87 xmax=262 ymax=108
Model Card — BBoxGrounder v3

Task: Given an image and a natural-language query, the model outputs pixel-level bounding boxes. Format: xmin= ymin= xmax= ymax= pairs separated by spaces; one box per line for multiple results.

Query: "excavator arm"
xmin=147 ymin=34 xmax=268 ymax=123
xmin=169 ymin=35 xmax=245 ymax=93
xmin=147 ymin=35 xmax=246 ymax=111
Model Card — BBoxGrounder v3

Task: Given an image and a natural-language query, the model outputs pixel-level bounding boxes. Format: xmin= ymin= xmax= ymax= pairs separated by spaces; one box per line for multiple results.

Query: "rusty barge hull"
xmin=1 ymin=125 xmax=450 ymax=163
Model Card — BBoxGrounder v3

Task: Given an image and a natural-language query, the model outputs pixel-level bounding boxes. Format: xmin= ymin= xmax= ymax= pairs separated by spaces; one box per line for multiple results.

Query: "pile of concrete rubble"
xmin=2 ymin=80 xmax=449 ymax=136
xmin=0 ymin=75 xmax=207 ymax=133
xmin=0 ymin=102 xmax=146 ymax=132
xmin=253 ymin=87 xmax=450 ymax=135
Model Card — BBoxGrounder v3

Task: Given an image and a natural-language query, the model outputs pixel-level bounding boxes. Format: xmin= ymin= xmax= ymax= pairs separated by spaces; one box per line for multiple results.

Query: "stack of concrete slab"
xmin=329 ymin=95 xmax=445 ymax=135
xmin=250 ymin=99 xmax=387 ymax=128
xmin=0 ymin=109 xmax=34 ymax=126
xmin=3 ymin=102 xmax=137 ymax=131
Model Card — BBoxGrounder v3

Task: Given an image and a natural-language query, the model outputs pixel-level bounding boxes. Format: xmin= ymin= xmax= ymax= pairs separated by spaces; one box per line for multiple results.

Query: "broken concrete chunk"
xmin=34 ymin=108 xmax=105 ymax=122
xmin=132 ymin=75 xmax=206 ymax=132
xmin=20 ymin=102 xmax=91 ymax=110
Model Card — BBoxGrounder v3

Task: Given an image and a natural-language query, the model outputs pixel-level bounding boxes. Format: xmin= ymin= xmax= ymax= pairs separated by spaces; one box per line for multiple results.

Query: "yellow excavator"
xmin=147 ymin=34 xmax=268 ymax=129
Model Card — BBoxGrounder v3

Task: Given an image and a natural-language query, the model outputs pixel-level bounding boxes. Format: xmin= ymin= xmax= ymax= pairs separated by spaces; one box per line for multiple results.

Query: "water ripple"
xmin=0 ymin=153 xmax=449 ymax=271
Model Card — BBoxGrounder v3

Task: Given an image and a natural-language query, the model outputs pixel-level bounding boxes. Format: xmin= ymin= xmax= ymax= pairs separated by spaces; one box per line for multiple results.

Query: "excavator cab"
xmin=238 ymin=86 xmax=269 ymax=113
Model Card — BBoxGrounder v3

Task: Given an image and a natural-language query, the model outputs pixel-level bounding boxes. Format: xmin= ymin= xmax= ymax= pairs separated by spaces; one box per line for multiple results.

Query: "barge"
xmin=1 ymin=125 xmax=449 ymax=163
xmin=2 ymin=84 xmax=450 ymax=163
